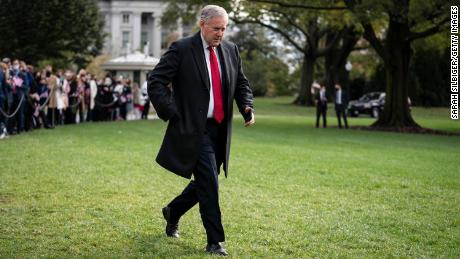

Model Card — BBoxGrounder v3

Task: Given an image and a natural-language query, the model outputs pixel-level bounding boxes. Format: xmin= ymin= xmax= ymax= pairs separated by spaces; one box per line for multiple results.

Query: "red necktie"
xmin=208 ymin=46 xmax=224 ymax=123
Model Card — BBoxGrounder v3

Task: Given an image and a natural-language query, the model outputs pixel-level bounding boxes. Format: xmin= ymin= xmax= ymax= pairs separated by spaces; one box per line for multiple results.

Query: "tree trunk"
xmin=372 ymin=18 xmax=420 ymax=128
xmin=325 ymin=27 xmax=359 ymax=99
xmin=293 ymin=53 xmax=315 ymax=106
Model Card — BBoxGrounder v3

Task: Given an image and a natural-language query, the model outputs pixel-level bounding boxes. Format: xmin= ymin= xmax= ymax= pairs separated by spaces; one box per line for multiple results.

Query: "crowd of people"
xmin=0 ymin=58 xmax=151 ymax=139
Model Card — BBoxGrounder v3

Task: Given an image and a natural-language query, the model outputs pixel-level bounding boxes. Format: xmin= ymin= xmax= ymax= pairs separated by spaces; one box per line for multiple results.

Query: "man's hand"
xmin=244 ymin=106 xmax=255 ymax=127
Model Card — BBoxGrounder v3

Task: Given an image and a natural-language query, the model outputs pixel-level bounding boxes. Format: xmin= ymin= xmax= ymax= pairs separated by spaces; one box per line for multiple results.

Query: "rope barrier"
xmin=95 ymin=99 xmax=117 ymax=108
xmin=67 ymin=97 xmax=82 ymax=109
xmin=38 ymin=93 xmax=51 ymax=110
xmin=0 ymin=94 xmax=25 ymax=118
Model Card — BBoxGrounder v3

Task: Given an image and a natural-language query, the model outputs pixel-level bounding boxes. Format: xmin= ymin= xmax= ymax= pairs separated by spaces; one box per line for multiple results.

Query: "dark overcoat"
xmin=148 ymin=32 xmax=253 ymax=179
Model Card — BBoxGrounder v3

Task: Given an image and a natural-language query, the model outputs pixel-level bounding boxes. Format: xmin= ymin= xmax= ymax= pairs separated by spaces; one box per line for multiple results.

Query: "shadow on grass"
xmin=133 ymin=232 xmax=204 ymax=256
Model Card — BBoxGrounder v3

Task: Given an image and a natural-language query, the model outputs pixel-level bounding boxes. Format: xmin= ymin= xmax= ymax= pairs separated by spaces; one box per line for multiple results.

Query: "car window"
xmin=359 ymin=95 xmax=370 ymax=101
xmin=370 ymin=93 xmax=380 ymax=100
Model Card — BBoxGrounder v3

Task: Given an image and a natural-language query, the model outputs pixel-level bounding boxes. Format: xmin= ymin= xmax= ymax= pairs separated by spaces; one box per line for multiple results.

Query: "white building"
xmin=98 ymin=0 xmax=192 ymax=58
xmin=101 ymin=51 xmax=159 ymax=87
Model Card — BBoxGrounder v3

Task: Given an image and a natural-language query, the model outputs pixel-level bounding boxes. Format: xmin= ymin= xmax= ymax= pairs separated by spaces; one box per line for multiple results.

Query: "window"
xmin=141 ymin=32 xmax=148 ymax=46
xmin=122 ymin=31 xmax=130 ymax=48
xmin=141 ymin=14 xmax=148 ymax=25
xmin=122 ymin=13 xmax=130 ymax=24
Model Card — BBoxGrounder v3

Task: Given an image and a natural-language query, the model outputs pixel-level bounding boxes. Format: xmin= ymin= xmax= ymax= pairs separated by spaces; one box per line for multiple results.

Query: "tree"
xmin=162 ymin=0 xmax=358 ymax=105
xmin=324 ymin=26 xmax=361 ymax=95
xmin=235 ymin=1 xmax=355 ymax=105
xmin=369 ymin=33 xmax=450 ymax=107
xmin=0 ymin=0 xmax=105 ymax=67
xmin=345 ymin=0 xmax=450 ymax=128
xmin=411 ymin=37 xmax=450 ymax=106
xmin=257 ymin=0 xmax=450 ymax=128
xmin=229 ymin=25 xmax=293 ymax=96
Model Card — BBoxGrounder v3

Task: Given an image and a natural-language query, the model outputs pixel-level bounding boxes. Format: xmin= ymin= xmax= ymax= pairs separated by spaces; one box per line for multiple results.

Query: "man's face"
xmin=200 ymin=16 xmax=228 ymax=47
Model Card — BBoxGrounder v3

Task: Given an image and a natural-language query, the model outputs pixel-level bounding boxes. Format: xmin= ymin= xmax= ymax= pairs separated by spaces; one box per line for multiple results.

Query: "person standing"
xmin=334 ymin=83 xmax=349 ymax=128
xmin=65 ymin=73 xmax=78 ymax=124
xmin=132 ymin=82 xmax=142 ymax=119
xmin=55 ymin=70 xmax=66 ymax=125
xmin=113 ymin=77 xmax=124 ymax=120
xmin=0 ymin=62 xmax=8 ymax=138
xmin=148 ymin=5 xmax=254 ymax=256
xmin=10 ymin=59 xmax=27 ymax=134
xmin=76 ymin=70 xmax=87 ymax=123
xmin=36 ymin=70 xmax=51 ymax=128
xmin=140 ymin=81 xmax=150 ymax=120
xmin=118 ymin=78 xmax=131 ymax=120
xmin=315 ymin=84 xmax=327 ymax=128
xmin=46 ymin=68 xmax=58 ymax=128
xmin=22 ymin=63 xmax=35 ymax=131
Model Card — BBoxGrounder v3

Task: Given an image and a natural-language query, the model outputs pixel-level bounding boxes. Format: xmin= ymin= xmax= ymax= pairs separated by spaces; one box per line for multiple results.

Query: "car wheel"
xmin=349 ymin=110 xmax=357 ymax=117
xmin=372 ymin=107 xmax=379 ymax=118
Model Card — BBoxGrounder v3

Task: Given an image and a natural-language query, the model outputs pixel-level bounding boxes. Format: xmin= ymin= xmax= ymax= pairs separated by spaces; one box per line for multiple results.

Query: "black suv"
xmin=348 ymin=92 xmax=385 ymax=118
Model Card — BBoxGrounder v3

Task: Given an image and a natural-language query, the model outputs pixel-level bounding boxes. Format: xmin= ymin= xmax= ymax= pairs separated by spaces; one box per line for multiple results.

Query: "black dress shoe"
xmin=206 ymin=243 xmax=228 ymax=256
xmin=162 ymin=206 xmax=179 ymax=238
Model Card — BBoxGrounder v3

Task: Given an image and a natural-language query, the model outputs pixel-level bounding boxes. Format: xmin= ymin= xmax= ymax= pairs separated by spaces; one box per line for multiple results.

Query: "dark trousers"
xmin=316 ymin=104 xmax=327 ymax=128
xmin=77 ymin=102 xmax=85 ymax=123
xmin=86 ymin=107 xmax=93 ymax=122
xmin=14 ymin=90 xmax=26 ymax=132
xmin=0 ymin=96 xmax=6 ymax=132
xmin=335 ymin=104 xmax=348 ymax=128
xmin=120 ymin=103 xmax=127 ymax=120
xmin=47 ymin=108 xmax=59 ymax=127
xmin=167 ymin=119 xmax=225 ymax=244
xmin=141 ymin=98 xmax=150 ymax=119
xmin=39 ymin=109 xmax=47 ymax=128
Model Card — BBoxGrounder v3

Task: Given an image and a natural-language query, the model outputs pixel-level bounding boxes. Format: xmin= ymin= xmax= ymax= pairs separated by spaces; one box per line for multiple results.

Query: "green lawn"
xmin=1 ymin=97 xmax=459 ymax=258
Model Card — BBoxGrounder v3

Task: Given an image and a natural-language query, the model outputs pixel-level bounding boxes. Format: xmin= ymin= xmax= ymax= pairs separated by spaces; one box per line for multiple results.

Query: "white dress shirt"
xmin=336 ymin=89 xmax=342 ymax=104
xmin=201 ymin=33 xmax=223 ymax=118
xmin=320 ymin=89 xmax=326 ymax=102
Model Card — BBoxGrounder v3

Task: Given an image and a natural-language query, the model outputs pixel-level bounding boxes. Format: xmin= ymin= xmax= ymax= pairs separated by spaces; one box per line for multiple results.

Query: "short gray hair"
xmin=200 ymin=5 xmax=228 ymax=23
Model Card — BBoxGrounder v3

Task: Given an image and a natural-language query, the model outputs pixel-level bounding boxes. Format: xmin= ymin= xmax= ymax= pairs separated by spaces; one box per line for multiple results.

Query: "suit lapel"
xmin=191 ymin=32 xmax=210 ymax=91
xmin=217 ymin=44 xmax=231 ymax=105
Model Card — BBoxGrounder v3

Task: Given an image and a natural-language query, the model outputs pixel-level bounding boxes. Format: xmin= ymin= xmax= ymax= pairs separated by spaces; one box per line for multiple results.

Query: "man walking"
xmin=147 ymin=5 xmax=254 ymax=256
xmin=334 ymin=83 xmax=348 ymax=128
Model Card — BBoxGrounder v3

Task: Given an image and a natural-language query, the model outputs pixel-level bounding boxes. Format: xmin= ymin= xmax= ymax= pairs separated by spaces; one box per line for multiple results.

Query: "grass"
xmin=0 ymin=97 xmax=459 ymax=258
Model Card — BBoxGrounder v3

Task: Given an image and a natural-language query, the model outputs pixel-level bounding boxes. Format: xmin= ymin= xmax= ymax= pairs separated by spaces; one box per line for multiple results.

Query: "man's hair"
xmin=200 ymin=5 xmax=228 ymax=23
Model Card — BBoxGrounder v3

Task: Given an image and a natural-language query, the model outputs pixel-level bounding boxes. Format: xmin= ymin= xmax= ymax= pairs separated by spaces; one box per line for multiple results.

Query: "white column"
xmin=111 ymin=12 xmax=121 ymax=56
xmin=132 ymin=12 xmax=142 ymax=52
xmin=152 ymin=14 xmax=162 ymax=58
xmin=140 ymin=70 xmax=147 ymax=86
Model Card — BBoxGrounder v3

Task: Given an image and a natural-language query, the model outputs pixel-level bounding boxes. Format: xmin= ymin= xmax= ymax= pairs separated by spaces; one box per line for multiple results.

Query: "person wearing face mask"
xmin=9 ymin=59 xmax=27 ymax=134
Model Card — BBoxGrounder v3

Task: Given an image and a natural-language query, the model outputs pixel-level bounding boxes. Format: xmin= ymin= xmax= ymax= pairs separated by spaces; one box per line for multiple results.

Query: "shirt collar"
xmin=200 ymin=32 xmax=210 ymax=50
xmin=200 ymin=32 xmax=220 ymax=52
